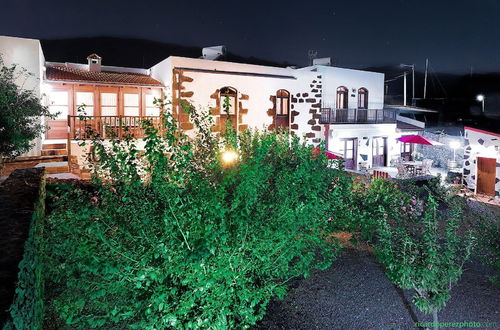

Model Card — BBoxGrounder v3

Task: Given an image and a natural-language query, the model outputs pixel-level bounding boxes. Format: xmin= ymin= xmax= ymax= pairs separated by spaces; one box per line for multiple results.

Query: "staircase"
xmin=34 ymin=143 xmax=69 ymax=174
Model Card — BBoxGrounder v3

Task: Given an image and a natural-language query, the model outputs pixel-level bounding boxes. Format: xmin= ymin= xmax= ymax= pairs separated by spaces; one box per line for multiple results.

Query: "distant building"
xmin=0 ymin=35 xmax=425 ymax=176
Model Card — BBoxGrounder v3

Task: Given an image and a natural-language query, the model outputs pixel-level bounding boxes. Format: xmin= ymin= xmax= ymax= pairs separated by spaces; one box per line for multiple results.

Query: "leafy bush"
xmin=375 ymin=192 xmax=475 ymax=329
xmin=4 ymin=176 xmax=46 ymax=330
xmin=44 ymin=102 xmax=343 ymax=328
xmin=0 ymin=56 xmax=54 ymax=168
xmin=470 ymin=207 xmax=500 ymax=286
xmin=328 ymin=178 xmax=410 ymax=242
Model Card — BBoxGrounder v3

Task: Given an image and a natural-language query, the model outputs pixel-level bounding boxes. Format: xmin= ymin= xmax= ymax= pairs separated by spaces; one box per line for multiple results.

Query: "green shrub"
xmin=4 ymin=176 xmax=46 ymax=330
xmin=471 ymin=210 xmax=500 ymax=286
xmin=44 ymin=102 xmax=343 ymax=328
xmin=375 ymin=193 xmax=475 ymax=329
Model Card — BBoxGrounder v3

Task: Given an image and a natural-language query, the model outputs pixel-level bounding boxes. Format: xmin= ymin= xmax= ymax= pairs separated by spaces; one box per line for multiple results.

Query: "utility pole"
xmin=400 ymin=63 xmax=415 ymax=105
xmin=403 ymin=72 xmax=407 ymax=106
xmin=423 ymin=58 xmax=429 ymax=99
xmin=412 ymin=65 xmax=415 ymax=106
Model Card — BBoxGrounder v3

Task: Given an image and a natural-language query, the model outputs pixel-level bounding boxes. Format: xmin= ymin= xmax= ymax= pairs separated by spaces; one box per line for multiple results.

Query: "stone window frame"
xmin=219 ymin=86 xmax=237 ymax=115
xmin=276 ymin=89 xmax=290 ymax=116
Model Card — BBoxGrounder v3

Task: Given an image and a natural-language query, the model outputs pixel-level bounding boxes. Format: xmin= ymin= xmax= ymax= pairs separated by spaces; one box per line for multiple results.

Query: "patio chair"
xmin=395 ymin=162 xmax=408 ymax=179
xmin=420 ymin=159 xmax=433 ymax=175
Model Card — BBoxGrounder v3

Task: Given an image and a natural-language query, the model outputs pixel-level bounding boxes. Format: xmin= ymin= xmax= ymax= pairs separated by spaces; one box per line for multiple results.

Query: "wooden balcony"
xmin=68 ymin=115 xmax=162 ymax=140
xmin=320 ymin=108 xmax=397 ymax=124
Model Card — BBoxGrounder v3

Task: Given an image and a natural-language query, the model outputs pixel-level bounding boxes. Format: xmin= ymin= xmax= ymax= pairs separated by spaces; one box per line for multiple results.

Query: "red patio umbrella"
xmin=325 ymin=150 xmax=342 ymax=159
xmin=312 ymin=148 xmax=342 ymax=159
xmin=397 ymin=135 xmax=444 ymax=146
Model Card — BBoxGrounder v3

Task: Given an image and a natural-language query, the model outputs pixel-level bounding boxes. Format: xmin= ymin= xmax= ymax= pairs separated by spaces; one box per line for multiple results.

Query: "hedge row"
xmin=3 ymin=175 xmax=46 ymax=330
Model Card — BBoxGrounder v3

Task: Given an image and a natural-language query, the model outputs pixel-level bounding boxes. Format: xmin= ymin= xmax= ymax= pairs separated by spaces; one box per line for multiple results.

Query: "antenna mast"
xmin=423 ymin=58 xmax=429 ymax=99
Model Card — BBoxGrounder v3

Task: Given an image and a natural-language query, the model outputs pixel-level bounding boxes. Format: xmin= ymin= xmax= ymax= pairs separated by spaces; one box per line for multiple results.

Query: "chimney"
xmin=87 ymin=53 xmax=102 ymax=72
xmin=201 ymin=46 xmax=226 ymax=60
xmin=312 ymin=57 xmax=332 ymax=66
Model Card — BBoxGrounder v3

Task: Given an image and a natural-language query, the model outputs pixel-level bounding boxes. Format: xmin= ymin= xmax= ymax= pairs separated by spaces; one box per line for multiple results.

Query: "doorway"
xmin=477 ymin=157 xmax=496 ymax=196
xmin=372 ymin=137 xmax=387 ymax=167
xmin=342 ymin=138 xmax=358 ymax=170
xmin=400 ymin=140 xmax=414 ymax=161
xmin=46 ymin=89 xmax=71 ymax=139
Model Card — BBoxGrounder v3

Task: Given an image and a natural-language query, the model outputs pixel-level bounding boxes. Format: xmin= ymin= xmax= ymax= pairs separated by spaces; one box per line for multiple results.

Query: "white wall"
xmin=328 ymin=124 xmax=422 ymax=169
xmin=0 ymin=36 xmax=45 ymax=156
xmin=151 ymin=56 xmax=324 ymax=144
xmin=463 ymin=128 xmax=500 ymax=197
xmin=318 ymin=66 xmax=384 ymax=109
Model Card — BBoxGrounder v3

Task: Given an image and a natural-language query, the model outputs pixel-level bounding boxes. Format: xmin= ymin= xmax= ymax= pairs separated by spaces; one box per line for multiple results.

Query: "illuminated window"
xmin=145 ymin=94 xmax=159 ymax=116
xmin=276 ymin=89 xmax=290 ymax=115
xmin=358 ymin=88 xmax=368 ymax=109
xmin=124 ymin=93 xmax=140 ymax=116
xmin=75 ymin=92 xmax=94 ymax=116
xmin=48 ymin=91 xmax=69 ymax=120
xmin=101 ymin=93 xmax=117 ymax=116
xmin=220 ymin=87 xmax=237 ymax=115
xmin=336 ymin=86 xmax=348 ymax=109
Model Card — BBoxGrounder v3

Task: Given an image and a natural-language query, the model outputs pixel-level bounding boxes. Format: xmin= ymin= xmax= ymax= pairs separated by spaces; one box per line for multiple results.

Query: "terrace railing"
xmin=320 ymin=108 xmax=397 ymax=124
xmin=68 ymin=115 xmax=162 ymax=140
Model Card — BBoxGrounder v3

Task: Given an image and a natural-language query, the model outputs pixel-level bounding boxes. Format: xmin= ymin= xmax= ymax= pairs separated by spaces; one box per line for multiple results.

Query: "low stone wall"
xmin=0 ymin=168 xmax=45 ymax=326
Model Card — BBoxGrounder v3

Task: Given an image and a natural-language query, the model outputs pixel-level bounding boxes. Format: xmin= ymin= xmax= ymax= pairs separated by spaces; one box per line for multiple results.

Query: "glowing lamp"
xmin=476 ymin=94 xmax=485 ymax=102
xmin=449 ymin=140 xmax=460 ymax=149
xmin=221 ymin=149 xmax=238 ymax=165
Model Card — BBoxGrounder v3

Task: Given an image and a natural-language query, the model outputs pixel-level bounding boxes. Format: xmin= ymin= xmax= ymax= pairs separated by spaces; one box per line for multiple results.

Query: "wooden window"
xmin=336 ymin=86 xmax=348 ymax=109
xmin=220 ymin=87 xmax=237 ymax=115
xmin=358 ymin=88 xmax=368 ymax=109
xmin=145 ymin=94 xmax=159 ymax=116
xmin=124 ymin=93 xmax=140 ymax=116
xmin=48 ymin=91 xmax=69 ymax=120
xmin=101 ymin=92 xmax=118 ymax=116
xmin=276 ymin=89 xmax=290 ymax=116
xmin=75 ymin=91 xmax=94 ymax=116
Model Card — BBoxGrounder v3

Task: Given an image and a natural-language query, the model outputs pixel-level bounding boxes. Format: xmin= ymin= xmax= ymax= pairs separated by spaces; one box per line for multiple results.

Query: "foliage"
xmin=470 ymin=207 xmax=500 ymax=286
xmin=0 ymin=55 xmax=53 ymax=164
xmin=375 ymin=192 xmax=475 ymax=327
xmin=330 ymin=178 xmax=410 ymax=242
xmin=43 ymin=100 xmax=342 ymax=328
xmin=4 ymin=176 xmax=46 ymax=330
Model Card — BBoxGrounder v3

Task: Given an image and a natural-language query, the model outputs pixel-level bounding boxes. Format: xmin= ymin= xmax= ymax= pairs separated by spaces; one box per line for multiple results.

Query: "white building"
xmin=0 ymin=36 xmax=46 ymax=156
xmin=0 ymin=35 xmax=423 ymax=175
xmin=463 ymin=127 xmax=500 ymax=198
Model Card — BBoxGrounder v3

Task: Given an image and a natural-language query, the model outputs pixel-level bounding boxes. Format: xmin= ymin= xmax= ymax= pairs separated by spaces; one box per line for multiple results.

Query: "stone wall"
xmin=416 ymin=131 xmax=464 ymax=168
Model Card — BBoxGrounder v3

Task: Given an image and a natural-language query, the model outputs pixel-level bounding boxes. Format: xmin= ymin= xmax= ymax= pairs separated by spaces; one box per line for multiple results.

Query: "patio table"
xmin=402 ymin=161 xmax=423 ymax=176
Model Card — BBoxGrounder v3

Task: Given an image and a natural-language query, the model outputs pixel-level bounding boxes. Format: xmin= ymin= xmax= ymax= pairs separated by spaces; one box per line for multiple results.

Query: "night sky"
xmin=1 ymin=0 xmax=499 ymax=73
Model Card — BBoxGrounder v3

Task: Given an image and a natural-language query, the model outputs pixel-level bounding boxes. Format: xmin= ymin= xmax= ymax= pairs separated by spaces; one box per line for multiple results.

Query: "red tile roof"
xmin=46 ymin=65 xmax=163 ymax=87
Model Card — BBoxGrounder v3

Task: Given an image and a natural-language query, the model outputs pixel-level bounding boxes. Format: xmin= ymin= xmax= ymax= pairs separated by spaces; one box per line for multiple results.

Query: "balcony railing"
xmin=68 ymin=115 xmax=162 ymax=140
xmin=320 ymin=108 xmax=396 ymax=124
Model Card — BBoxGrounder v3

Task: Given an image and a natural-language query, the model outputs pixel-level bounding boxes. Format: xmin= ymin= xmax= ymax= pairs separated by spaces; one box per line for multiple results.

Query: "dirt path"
xmin=257 ymin=248 xmax=499 ymax=329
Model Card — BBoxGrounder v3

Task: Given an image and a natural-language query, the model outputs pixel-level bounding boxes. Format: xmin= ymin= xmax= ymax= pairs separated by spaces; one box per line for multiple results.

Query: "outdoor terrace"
xmin=68 ymin=115 xmax=162 ymax=140
xmin=320 ymin=108 xmax=397 ymax=124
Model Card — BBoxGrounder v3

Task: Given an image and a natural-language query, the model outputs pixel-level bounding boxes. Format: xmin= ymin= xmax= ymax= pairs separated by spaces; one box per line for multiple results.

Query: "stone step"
xmin=42 ymin=143 xmax=66 ymax=150
xmin=41 ymin=149 xmax=67 ymax=156
xmin=34 ymin=161 xmax=69 ymax=174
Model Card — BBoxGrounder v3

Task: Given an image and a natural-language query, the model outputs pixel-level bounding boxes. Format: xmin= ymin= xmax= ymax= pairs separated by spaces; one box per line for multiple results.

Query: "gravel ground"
xmin=257 ymin=248 xmax=500 ymax=330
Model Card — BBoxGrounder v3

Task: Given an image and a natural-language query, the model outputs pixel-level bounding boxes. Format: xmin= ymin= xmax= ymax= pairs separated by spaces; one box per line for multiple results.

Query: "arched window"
xmin=336 ymin=86 xmax=348 ymax=109
xmin=358 ymin=88 xmax=368 ymax=109
xmin=220 ymin=87 xmax=237 ymax=115
xmin=276 ymin=89 xmax=290 ymax=116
